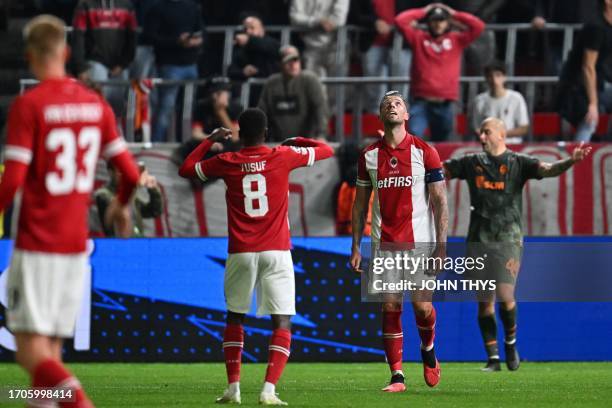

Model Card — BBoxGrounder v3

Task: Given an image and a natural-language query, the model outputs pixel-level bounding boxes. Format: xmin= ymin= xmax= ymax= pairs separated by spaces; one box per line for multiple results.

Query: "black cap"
xmin=426 ymin=6 xmax=450 ymax=21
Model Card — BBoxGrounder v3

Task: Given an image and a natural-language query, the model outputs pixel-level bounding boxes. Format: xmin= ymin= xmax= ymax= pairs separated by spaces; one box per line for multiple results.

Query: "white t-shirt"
xmin=470 ymin=89 xmax=530 ymax=134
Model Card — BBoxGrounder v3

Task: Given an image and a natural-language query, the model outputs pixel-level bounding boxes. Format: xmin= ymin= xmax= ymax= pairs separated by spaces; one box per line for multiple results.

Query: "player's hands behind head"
xmin=207 ymin=127 xmax=233 ymax=143
xmin=572 ymin=142 xmax=592 ymax=163
xmin=105 ymin=197 xmax=132 ymax=238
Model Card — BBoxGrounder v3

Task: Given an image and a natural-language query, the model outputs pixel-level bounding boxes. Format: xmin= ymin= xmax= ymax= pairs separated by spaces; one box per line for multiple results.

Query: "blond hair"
xmin=23 ymin=15 xmax=66 ymax=59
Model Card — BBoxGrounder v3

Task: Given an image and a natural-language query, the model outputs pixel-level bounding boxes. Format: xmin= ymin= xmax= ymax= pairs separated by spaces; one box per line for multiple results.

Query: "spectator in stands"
xmin=147 ymin=0 xmax=204 ymax=142
xmin=349 ymin=0 xmax=414 ymax=113
xmin=38 ymin=0 xmax=79 ymax=24
xmin=173 ymin=79 xmax=241 ymax=175
xmin=130 ymin=0 xmax=159 ymax=79
xmin=72 ymin=0 xmax=137 ymax=117
xmin=449 ymin=0 xmax=505 ymax=76
xmin=258 ymin=45 xmax=329 ymax=141
xmin=470 ymin=61 xmax=529 ymax=143
xmin=95 ymin=162 xmax=163 ymax=237
xmin=193 ymin=78 xmax=241 ymax=143
xmin=530 ymin=0 xmax=596 ymax=75
xmin=557 ymin=0 xmax=612 ymax=141
xmin=228 ymin=13 xmax=281 ymax=106
xmin=395 ymin=3 xmax=484 ymax=141
xmin=289 ymin=0 xmax=350 ymax=78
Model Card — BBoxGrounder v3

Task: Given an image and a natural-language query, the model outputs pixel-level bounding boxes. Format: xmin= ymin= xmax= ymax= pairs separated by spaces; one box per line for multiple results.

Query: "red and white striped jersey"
xmin=357 ymin=133 xmax=444 ymax=243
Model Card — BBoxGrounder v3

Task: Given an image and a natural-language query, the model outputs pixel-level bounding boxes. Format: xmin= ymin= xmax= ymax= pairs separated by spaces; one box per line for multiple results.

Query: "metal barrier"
xmin=65 ymin=23 xmax=581 ymax=78
xmin=240 ymin=76 xmax=560 ymax=141
xmin=20 ymin=75 xmax=560 ymax=142
xmin=206 ymin=23 xmax=581 ymax=77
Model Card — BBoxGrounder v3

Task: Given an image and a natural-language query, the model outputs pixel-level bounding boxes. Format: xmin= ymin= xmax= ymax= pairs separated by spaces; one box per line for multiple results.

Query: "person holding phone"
xmin=146 ymin=0 xmax=205 ymax=142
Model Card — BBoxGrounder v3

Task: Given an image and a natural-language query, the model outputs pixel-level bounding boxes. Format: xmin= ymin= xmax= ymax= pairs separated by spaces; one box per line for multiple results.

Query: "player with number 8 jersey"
xmin=179 ymin=108 xmax=333 ymax=405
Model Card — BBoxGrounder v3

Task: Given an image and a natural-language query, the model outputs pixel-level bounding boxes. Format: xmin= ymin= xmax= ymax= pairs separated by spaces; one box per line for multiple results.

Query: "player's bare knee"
xmin=271 ymin=314 xmax=292 ymax=330
xmin=500 ymin=300 xmax=516 ymax=311
xmin=382 ymin=302 xmax=402 ymax=312
xmin=412 ymin=301 xmax=432 ymax=318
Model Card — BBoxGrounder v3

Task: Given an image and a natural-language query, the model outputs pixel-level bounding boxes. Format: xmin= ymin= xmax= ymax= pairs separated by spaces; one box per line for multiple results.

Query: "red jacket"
xmin=395 ymin=9 xmax=484 ymax=101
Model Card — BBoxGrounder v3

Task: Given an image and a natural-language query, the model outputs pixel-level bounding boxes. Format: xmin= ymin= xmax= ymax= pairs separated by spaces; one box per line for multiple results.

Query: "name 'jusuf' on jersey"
xmin=241 ymin=161 xmax=267 ymax=173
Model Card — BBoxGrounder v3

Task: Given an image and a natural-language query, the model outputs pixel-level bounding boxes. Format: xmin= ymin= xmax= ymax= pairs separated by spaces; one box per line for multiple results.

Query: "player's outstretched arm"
xmin=350 ymin=185 xmax=372 ymax=274
xmin=178 ymin=127 xmax=232 ymax=179
xmin=537 ymin=142 xmax=592 ymax=178
xmin=281 ymin=137 xmax=334 ymax=162
xmin=442 ymin=162 xmax=456 ymax=180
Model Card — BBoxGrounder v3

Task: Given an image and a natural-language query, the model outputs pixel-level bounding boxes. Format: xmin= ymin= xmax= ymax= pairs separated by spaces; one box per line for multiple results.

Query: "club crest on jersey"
xmin=389 ymin=156 xmax=398 ymax=168
xmin=499 ymin=164 xmax=508 ymax=175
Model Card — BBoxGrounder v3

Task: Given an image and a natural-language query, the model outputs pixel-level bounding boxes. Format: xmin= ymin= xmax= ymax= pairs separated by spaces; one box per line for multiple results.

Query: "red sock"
xmin=264 ymin=328 xmax=291 ymax=385
xmin=382 ymin=311 xmax=403 ymax=372
xmin=222 ymin=324 xmax=244 ymax=384
xmin=415 ymin=307 xmax=437 ymax=349
xmin=32 ymin=359 xmax=93 ymax=408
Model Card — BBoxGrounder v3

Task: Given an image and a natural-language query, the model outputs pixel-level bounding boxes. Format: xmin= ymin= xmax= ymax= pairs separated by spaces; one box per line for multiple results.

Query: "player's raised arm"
xmin=178 ymin=127 xmax=233 ymax=179
xmin=281 ymin=137 xmax=334 ymax=169
xmin=536 ymin=142 xmax=592 ymax=178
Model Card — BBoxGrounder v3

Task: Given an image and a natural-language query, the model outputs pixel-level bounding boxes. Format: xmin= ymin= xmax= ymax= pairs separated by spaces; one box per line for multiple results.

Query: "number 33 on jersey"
xmin=3 ymin=78 xmax=136 ymax=254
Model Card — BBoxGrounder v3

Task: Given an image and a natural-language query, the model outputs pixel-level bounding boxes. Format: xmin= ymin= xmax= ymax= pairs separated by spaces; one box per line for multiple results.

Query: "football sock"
xmin=415 ymin=307 xmax=436 ymax=351
xmin=264 ymin=328 xmax=291 ymax=386
xmin=499 ymin=305 xmax=517 ymax=344
xmin=262 ymin=381 xmax=275 ymax=395
xmin=222 ymin=324 xmax=244 ymax=384
xmin=32 ymin=359 xmax=92 ymax=408
xmin=382 ymin=311 xmax=403 ymax=372
xmin=478 ymin=314 xmax=499 ymax=359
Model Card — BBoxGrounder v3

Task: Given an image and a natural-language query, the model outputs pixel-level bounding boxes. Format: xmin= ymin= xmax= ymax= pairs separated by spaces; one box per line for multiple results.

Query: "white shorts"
xmin=6 ymin=249 xmax=88 ymax=338
xmin=368 ymin=244 xmax=435 ymax=295
xmin=225 ymin=250 xmax=295 ymax=316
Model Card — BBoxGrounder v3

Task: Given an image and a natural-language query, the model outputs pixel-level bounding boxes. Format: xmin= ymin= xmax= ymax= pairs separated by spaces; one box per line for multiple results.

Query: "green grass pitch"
xmin=1 ymin=362 xmax=611 ymax=407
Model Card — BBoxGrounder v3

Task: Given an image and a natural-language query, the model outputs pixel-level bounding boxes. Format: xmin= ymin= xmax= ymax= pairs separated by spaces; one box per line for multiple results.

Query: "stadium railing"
xmin=64 ymin=23 xmax=581 ymax=79
xmin=207 ymin=23 xmax=581 ymax=79
xmin=20 ymin=75 xmax=562 ymax=143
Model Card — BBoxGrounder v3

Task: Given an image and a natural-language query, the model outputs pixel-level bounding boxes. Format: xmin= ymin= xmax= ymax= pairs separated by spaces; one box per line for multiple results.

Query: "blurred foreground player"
xmin=179 ymin=108 xmax=333 ymax=405
xmin=444 ymin=118 xmax=591 ymax=371
xmin=350 ymin=91 xmax=448 ymax=392
xmin=1 ymin=15 xmax=139 ymax=407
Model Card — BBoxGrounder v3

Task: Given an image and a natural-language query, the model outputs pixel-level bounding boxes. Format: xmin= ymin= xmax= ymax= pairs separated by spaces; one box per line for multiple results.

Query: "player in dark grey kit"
xmin=443 ymin=117 xmax=591 ymax=372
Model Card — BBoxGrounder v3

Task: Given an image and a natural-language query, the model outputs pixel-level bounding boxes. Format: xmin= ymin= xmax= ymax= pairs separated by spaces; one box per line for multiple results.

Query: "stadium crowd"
xmin=0 ymin=0 xmax=606 ymax=144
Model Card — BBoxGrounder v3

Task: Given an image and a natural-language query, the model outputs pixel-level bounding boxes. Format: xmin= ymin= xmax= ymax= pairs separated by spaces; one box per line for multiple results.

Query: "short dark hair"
xmin=239 ymin=11 xmax=264 ymax=25
xmin=238 ymin=108 xmax=267 ymax=145
xmin=379 ymin=90 xmax=408 ymax=112
xmin=484 ymin=61 xmax=507 ymax=76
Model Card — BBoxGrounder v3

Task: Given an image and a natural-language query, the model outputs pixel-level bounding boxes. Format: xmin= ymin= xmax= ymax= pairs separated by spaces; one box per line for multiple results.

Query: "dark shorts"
xmin=466 ymin=242 xmax=523 ymax=286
